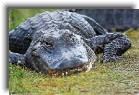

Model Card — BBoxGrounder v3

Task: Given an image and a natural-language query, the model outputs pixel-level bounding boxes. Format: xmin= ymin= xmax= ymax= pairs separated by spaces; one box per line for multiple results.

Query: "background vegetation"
xmin=9 ymin=9 xmax=139 ymax=95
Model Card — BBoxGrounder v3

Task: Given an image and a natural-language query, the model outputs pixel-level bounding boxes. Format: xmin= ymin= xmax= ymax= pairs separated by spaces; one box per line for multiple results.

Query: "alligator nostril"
xmin=32 ymin=49 xmax=40 ymax=58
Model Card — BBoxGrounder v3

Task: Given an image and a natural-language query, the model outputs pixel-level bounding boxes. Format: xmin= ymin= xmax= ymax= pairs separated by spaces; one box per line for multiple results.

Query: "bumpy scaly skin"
xmin=68 ymin=9 xmax=139 ymax=32
xmin=9 ymin=11 xmax=131 ymax=74
xmin=9 ymin=11 xmax=97 ymax=54
xmin=85 ymin=33 xmax=131 ymax=63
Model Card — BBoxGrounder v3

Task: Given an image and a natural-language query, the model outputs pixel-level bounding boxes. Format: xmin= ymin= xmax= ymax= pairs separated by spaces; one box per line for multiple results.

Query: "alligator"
xmin=9 ymin=11 xmax=131 ymax=75
xmin=67 ymin=9 xmax=139 ymax=32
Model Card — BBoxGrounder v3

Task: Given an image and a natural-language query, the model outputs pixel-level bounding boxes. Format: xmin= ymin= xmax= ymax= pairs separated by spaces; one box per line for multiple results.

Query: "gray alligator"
xmin=9 ymin=11 xmax=131 ymax=75
xmin=68 ymin=9 xmax=139 ymax=32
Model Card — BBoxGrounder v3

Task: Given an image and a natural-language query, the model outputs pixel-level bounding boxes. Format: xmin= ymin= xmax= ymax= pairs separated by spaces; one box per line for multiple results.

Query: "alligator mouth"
xmin=47 ymin=63 xmax=90 ymax=76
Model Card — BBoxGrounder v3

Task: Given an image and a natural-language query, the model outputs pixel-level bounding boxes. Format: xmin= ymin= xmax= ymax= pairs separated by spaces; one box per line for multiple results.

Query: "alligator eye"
xmin=70 ymin=37 xmax=75 ymax=42
xmin=68 ymin=34 xmax=74 ymax=42
xmin=44 ymin=41 xmax=53 ymax=48
xmin=68 ymin=34 xmax=75 ymax=42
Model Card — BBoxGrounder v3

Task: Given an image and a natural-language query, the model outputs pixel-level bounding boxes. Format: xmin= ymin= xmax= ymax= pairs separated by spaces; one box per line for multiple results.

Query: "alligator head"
xmin=25 ymin=28 xmax=96 ymax=75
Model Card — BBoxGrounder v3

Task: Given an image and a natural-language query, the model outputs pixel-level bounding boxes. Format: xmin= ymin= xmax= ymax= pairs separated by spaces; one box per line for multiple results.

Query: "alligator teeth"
xmin=18 ymin=60 xmax=21 ymax=64
xmin=50 ymin=64 xmax=88 ymax=76
xmin=66 ymin=72 xmax=68 ymax=75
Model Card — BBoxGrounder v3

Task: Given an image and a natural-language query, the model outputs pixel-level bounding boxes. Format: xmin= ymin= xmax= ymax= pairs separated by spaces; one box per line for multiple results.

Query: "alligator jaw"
xmin=47 ymin=63 xmax=92 ymax=76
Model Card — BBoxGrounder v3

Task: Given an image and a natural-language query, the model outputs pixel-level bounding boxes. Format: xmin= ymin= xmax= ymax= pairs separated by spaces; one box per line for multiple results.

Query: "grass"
xmin=9 ymin=9 xmax=139 ymax=95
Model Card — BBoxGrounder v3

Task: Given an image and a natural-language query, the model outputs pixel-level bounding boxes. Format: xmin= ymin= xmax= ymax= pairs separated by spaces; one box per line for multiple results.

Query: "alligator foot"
xmin=86 ymin=33 xmax=131 ymax=63
xmin=103 ymin=33 xmax=131 ymax=63
xmin=9 ymin=51 xmax=25 ymax=66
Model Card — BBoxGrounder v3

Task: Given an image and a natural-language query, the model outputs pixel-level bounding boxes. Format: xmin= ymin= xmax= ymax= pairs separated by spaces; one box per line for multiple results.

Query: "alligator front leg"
xmin=9 ymin=51 xmax=25 ymax=66
xmin=86 ymin=33 xmax=131 ymax=63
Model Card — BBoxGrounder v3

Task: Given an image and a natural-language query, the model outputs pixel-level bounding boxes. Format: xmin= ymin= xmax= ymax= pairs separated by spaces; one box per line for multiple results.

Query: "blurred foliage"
xmin=9 ymin=9 xmax=57 ymax=31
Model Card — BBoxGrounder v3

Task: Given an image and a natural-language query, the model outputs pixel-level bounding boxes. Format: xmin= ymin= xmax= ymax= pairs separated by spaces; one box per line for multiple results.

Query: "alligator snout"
xmin=48 ymin=54 xmax=89 ymax=69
